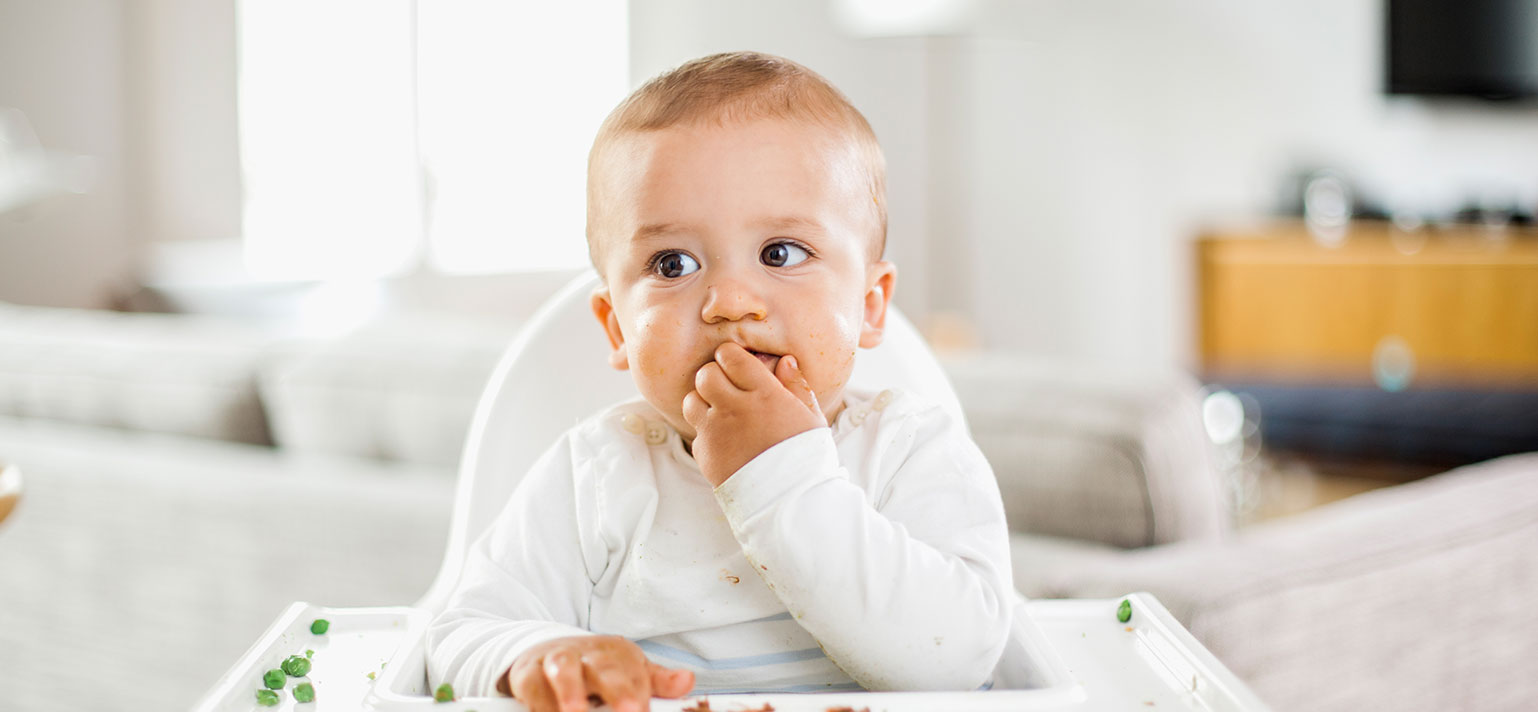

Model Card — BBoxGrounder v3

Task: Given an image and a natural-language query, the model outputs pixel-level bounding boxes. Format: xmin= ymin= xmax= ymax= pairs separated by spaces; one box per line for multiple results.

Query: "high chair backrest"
xmin=416 ymin=270 xmax=966 ymax=612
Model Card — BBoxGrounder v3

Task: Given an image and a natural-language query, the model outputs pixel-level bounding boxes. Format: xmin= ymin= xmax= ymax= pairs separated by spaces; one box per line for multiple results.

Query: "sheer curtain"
xmin=237 ymin=0 xmax=628 ymax=280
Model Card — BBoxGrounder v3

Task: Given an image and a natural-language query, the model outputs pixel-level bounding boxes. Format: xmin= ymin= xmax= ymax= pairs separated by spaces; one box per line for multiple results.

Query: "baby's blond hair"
xmin=586 ymin=51 xmax=887 ymax=265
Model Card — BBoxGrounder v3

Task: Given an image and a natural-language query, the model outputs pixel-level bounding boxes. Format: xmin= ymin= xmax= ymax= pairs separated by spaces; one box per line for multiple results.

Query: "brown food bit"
xmin=825 ymin=707 xmax=869 ymax=712
xmin=682 ymin=699 xmax=711 ymax=712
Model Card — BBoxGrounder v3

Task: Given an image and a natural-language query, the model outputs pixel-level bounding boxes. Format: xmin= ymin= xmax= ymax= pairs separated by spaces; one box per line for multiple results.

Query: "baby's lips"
xmin=745 ymin=349 xmax=782 ymax=371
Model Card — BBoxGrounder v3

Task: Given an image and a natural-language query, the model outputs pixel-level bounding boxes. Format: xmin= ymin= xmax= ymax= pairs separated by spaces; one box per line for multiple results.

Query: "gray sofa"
xmin=948 ymin=356 xmax=1538 ymax=712
xmin=1 ymin=301 xmax=1533 ymax=712
xmin=0 ymin=303 xmax=513 ymax=712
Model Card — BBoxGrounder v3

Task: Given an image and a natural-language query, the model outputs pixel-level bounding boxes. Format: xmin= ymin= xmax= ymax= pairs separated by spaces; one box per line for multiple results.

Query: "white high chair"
xmin=196 ymin=271 xmax=1268 ymax=712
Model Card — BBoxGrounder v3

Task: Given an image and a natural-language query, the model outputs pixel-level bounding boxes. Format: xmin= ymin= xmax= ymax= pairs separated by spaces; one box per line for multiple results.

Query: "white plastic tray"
xmin=197 ymin=594 xmax=1269 ymax=711
xmin=196 ymin=603 xmax=426 ymax=712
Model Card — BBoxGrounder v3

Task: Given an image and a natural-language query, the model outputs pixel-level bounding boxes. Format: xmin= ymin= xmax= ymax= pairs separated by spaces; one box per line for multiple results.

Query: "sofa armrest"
xmin=945 ymin=354 xmax=1231 ymax=549
xmin=1034 ymin=452 xmax=1538 ymax=712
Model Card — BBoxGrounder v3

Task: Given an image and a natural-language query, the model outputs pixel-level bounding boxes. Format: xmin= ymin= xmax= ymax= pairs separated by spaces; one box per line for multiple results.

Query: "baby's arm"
xmin=426 ymin=435 xmax=693 ymax=707
xmin=722 ymin=415 xmax=1012 ymax=690
xmin=687 ymin=349 xmax=1012 ymax=690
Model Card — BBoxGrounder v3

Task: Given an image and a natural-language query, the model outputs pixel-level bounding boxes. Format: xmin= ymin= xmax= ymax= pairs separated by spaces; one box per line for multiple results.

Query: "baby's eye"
xmin=651 ymin=251 xmax=700 ymax=279
xmin=761 ymin=242 xmax=810 ymax=268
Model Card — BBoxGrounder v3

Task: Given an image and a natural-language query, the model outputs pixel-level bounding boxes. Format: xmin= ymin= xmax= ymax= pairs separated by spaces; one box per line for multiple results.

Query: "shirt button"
xmin=621 ymin=413 xmax=645 ymax=434
xmin=873 ymin=389 xmax=894 ymax=411
xmin=849 ymin=410 xmax=866 ymax=426
xmin=644 ymin=421 xmax=668 ymax=445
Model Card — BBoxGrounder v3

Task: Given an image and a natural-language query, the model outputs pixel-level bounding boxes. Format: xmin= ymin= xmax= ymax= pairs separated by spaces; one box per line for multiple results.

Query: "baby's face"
xmin=590 ymin=117 xmax=895 ymax=441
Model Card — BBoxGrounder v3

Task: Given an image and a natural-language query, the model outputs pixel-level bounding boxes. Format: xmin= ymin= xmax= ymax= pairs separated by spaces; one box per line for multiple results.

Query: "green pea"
xmin=256 ymin=689 xmax=280 ymax=706
xmin=263 ymin=668 xmax=286 ymax=689
xmin=434 ymin=683 xmax=455 ymax=702
xmin=310 ymin=619 xmax=330 ymax=635
xmin=282 ymin=654 xmax=312 ymax=677
xmin=1117 ymin=598 xmax=1133 ymax=623
xmin=294 ymin=682 xmax=316 ymax=703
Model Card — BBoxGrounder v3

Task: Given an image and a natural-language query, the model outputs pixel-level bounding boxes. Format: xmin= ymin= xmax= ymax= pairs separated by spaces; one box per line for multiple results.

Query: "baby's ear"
xmin=858 ymin=262 xmax=897 ymax=349
xmin=590 ymin=286 xmax=630 ymax=371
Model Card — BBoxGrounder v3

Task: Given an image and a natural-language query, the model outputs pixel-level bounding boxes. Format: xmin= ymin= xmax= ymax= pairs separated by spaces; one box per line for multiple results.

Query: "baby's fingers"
xmin=509 ymin=661 xmax=561 ymax=712
xmin=649 ymin=662 xmax=695 ymax=698
xmin=774 ymin=355 xmax=822 ymax=415
xmin=583 ymin=661 xmax=646 ymax=712
xmin=682 ymin=390 xmax=709 ymax=429
xmin=695 ymin=361 xmax=738 ymax=403
xmin=542 ymin=653 xmax=592 ymax=712
xmin=713 ymin=342 xmax=772 ymax=389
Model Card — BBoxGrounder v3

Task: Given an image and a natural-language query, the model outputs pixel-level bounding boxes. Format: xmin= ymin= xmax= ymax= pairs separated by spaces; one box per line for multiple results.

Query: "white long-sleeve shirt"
xmin=427 ymin=388 xmax=1014 ymax=696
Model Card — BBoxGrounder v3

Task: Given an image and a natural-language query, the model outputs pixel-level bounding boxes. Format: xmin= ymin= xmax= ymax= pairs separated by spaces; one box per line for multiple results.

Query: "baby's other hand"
xmin=500 ymin=635 xmax=693 ymax=712
xmin=682 ymin=343 xmax=826 ymax=486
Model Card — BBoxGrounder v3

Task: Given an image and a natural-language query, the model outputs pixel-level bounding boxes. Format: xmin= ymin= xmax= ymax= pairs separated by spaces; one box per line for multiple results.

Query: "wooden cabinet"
xmin=1196 ymin=221 xmax=1538 ymax=389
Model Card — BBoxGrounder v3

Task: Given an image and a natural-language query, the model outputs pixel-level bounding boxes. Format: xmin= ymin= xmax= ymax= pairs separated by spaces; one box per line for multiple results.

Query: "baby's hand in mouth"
xmin=744 ymin=348 xmax=781 ymax=372
xmin=682 ymin=342 xmax=825 ymax=487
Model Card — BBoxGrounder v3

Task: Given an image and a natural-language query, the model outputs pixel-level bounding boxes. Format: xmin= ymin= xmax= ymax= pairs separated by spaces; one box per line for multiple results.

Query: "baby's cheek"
xmin=805 ymin=316 xmax=861 ymax=392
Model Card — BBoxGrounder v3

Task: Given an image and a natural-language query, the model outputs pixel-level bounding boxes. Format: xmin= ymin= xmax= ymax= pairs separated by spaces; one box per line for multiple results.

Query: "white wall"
xmin=0 ymin=0 xmax=240 ymax=309
xmin=4 ymin=0 xmax=1536 ymax=371
xmin=0 ymin=0 xmax=133 ymax=308
xmin=125 ymin=0 xmax=241 ymax=247
xmin=956 ymin=0 xmax=1538 ymax=372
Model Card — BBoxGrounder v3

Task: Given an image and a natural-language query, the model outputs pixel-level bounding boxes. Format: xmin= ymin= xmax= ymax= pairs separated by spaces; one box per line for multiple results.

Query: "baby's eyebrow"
xmin=628 ymin=216 xmax=827 ymax=245
xmin=754 ymin=215 xmax=827 ymax=235
xmin=631 ymin=223 xmax=687 ymax=243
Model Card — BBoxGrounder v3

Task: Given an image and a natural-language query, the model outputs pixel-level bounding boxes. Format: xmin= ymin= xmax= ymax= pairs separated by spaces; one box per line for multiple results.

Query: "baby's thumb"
xmin=775 ymin=355 xmax=821 ymax=415
xmin=648 ymin=663 xmax=694 ymax=698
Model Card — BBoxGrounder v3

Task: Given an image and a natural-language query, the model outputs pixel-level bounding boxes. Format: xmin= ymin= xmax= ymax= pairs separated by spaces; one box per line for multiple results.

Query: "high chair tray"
xmin=198 ymin=594 xmax=1267 ymax=711
xmin=198 ymin=603 xmax=424 ymax=712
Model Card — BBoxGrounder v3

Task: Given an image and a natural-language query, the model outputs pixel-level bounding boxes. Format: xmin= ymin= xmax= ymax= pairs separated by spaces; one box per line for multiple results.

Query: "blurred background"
xmin=4 ymin=1 xmax=1536 ymax=467
xmin=2 ymin=0 xmax=1537 ymax=709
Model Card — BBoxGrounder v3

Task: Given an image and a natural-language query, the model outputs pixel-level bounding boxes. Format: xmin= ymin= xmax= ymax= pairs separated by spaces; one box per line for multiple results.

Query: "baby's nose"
xmin=700 ymin=278 xmax=767 ymax=323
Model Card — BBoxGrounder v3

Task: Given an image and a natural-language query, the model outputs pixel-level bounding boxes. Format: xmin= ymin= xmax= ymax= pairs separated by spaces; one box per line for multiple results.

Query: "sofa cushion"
xmin=0 ymin=302 xmax=275 ymax=444
xmin=945 ymin=354 xmax=1231 ymax=548
xmin=1033 ymin=452 xmax=1538 ymax=712
xmin=258 ymin=312 xmax=520 ymax=467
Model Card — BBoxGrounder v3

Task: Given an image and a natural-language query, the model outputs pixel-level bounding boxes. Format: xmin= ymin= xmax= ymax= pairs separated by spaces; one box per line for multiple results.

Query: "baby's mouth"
xmin=745 ymin=348 xmax=781 ymax=371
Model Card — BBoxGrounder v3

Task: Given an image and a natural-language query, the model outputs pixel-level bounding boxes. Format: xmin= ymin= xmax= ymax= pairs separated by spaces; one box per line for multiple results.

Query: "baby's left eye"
xmin=761 ymin=242 xmax=810 ymax=268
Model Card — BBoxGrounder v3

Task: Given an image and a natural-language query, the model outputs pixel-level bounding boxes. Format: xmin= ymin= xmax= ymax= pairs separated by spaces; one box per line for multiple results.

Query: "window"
xmin=237 ymin=0 xmax=628 ymax=280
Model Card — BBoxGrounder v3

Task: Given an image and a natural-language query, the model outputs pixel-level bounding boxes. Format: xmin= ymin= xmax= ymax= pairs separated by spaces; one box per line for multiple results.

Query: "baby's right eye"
xmin=650 ymin=251 xmax=700 ymax=279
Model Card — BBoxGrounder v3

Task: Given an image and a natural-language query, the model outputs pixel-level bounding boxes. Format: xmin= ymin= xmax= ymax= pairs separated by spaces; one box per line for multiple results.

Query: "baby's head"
xmin=587 ymin=51 xmax=897 ymax=441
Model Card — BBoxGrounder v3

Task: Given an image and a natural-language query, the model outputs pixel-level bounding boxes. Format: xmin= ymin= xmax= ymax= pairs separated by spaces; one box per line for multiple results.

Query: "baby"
xmin=427 ymin=51 xmax=1014 ymax=712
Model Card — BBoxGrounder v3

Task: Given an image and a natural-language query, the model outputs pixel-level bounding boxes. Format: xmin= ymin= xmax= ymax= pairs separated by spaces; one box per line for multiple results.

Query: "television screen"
xmin=1386 ymin=0 xmax=1538 ymax=99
